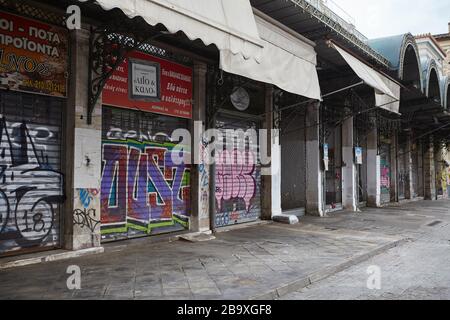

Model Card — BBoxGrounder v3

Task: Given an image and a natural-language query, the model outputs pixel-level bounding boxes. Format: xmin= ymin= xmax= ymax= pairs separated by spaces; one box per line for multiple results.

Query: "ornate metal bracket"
xmin=87 ymin=26 xmax=160 ymax=124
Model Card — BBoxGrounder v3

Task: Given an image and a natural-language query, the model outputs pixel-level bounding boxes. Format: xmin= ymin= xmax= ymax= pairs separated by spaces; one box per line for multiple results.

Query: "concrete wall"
xmin=65 ymin=27 xmax=102 ymax=250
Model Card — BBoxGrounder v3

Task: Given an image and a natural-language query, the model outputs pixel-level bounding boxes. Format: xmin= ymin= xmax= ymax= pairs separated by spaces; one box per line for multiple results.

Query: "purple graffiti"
xmin=215 ymin=149 xmax=256 ymax=211
xmin=100 ymin=144 xmax=190 ymax=226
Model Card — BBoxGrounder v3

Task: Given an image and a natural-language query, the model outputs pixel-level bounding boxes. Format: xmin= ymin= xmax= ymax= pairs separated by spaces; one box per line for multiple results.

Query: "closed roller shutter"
xmin=101 ymin=106 xmax=191 ymax=241
xmin=0 ymin=91 xmax=64 ymax=257
xmin=214 ymin=115 xmax=262 ymax=228
xmin=380 ymin=141 xmax=391 ymax=204
xmin=411 ymin=148 xmax=419 ymax=198
xmin=398 ymin=144 xmax=407 ymax=200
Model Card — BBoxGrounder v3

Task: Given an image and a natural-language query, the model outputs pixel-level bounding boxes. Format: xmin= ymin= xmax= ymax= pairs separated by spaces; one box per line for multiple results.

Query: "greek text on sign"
xmin=0 ymin=11 xmax=68 ymax=97
xmin=130 ymin=59 xmax=160 ymax=100
xmin=103 ymin=50 xmax=193 ymax=119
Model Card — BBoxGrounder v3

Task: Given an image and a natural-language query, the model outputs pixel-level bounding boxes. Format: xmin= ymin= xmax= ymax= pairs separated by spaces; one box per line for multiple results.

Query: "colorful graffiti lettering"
xmin=215 ymin=149 xmax=256 ymax=212
xmin=100 ymin=139 xmax=191 ymax=236
xmin=0 ymin=117 xmax=64 ymax=253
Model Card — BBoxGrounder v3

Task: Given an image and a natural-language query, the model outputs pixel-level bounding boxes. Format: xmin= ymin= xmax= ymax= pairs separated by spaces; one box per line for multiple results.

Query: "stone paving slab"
xmin=0 ymin=218 xmax=403 ymax=300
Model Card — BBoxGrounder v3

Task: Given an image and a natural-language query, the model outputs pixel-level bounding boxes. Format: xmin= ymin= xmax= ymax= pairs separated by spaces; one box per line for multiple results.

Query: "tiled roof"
xmin=415 ymin=33 xmax=447 ymax=57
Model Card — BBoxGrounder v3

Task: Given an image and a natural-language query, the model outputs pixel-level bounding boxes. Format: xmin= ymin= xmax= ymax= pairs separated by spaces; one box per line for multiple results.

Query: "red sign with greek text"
xmin=0 ymin=11 xmax=68 ymax=97
xmin=102 ymin=50 xmax=193 ymax=119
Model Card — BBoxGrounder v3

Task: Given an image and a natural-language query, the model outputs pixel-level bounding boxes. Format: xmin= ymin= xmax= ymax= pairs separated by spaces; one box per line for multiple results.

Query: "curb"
xmin=249 ymin=238 xmax=409 ymax=300
xmin=0 ymin=247 xmax=105 ymax=271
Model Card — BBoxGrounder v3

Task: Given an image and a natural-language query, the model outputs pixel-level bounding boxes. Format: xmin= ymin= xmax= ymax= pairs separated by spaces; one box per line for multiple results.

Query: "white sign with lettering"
xmin=129 ymin=59 xmax=160 ymax=101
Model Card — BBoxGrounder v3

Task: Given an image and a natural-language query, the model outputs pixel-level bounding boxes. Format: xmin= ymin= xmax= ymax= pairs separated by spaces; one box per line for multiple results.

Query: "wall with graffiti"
xmin=101 ymin=107 xmax=191 ymax=240
xmin=73 ymin=188 xmax=101 ymax=246
xmin=0 ymin=92 xmax=64 ymax=256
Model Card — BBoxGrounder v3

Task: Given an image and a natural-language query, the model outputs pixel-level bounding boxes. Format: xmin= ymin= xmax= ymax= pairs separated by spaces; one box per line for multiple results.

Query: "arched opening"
xmin=428 ymin=69 xmax=441 ymax=104
xmin=402 ymin=44 xmax=421 ymax=90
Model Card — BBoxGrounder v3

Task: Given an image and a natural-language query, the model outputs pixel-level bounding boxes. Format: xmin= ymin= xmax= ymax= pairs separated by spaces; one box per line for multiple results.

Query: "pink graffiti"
xmin=381 ymin=167 xmax=390 ymax=188
xmin=215 ymin=149 xmax=256 ymax=211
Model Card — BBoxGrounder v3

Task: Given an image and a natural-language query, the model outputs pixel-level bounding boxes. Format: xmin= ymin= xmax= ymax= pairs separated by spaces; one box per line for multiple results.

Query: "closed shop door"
xmin=0 ymin=91 xmax=64 ymax=257
xmin=355 ymin=127 xmax=368 ymax=204
xmin=101 ymin=107 xmax=191 ymax=241
xmin=411 ymin=145 xmax=419 ymax=198
xmin=380 ymin=141 xmax=391 ymax=204
xmin=214 ymin=115 xmax=262 ymax=228
xmin=435 ymin=155 xmax=444 ymax=197
xmin=281 ymin=112 xmax=306 ymax=211
xmin=325 ymin=125 xmax=342 ymax=208
xmin=398 ymin=145 xmax=407 ymax=200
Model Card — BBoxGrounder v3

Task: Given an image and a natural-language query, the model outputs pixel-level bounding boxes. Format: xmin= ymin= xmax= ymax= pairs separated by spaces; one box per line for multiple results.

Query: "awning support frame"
xmin=86 ymin=24 xmax=163 ymax=124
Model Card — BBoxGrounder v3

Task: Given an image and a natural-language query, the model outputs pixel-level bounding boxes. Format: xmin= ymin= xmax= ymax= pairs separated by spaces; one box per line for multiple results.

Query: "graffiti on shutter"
xmin=101 ymin=107 xmax=191 ymax=240
xmin=0 ymin=92 xmax=64 ymax=256
xmin=380 ymin=143 xmax=391 ymax=204
xmin=214 ymin=117 xmax=261 ymax=228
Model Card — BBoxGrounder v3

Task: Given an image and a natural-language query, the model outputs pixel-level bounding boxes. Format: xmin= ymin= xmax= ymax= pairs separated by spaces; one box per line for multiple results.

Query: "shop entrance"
xmin=398 ymin=139 xmax=408 ymax=200
xmin=214 ymin=114 xmax=262 ymax=228
xmin=324 ymin=125 xmax=343 ymax=210
xmin=0 ymin=91 xmax=64 ymax=257
xmin=100 ymin=107 xmax=191 ymax=241
xmin=380 ymin=136 xmax=392 ymax=204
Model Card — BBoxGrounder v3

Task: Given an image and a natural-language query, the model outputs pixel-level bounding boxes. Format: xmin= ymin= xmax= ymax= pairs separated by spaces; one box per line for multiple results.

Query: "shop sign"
xmin=129 ymin=59 xmax=160 ymax=101
xmin=103 ymin=50 xmax=193 ymax=119
xmin=0 ymin=11 xmax=68 ymax=97
xmin=355 ymin=147 xmax=363 ymax=165
xmin=323 ymin=143 xmax=329 ymax=171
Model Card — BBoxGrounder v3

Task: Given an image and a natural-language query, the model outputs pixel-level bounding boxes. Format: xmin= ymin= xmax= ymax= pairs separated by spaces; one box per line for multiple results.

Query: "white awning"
xmin=375 ymin=77 xmax=401 ymax=114
xmin=330 ymin=42 xmax=400 ymax=113
xmin=330 ymin=42 xmax=401 ymax=113
xmin=78 ymin=0 xmax=263 ymax=61
xmin=220 ymin=10 xmax=322 ymax=100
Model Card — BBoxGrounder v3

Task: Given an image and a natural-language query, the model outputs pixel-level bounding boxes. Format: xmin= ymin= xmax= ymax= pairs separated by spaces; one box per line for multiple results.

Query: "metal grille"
xmin=0 ymin=91 xmax=64 ymax=257
xmin=0 ymin=0 xmax=66 ymax=27
xmin=100 ymin=106 xmax=191 ymax=242
xmin=140 ymin=43 xmax=193 ymax=66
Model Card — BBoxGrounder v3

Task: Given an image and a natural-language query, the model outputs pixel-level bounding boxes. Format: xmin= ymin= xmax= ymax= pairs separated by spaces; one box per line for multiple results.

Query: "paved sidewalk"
xmin=1 ymin=199 xmax=446 ymax=300
xmin=282 ymin=200 xmax=450 ymax=300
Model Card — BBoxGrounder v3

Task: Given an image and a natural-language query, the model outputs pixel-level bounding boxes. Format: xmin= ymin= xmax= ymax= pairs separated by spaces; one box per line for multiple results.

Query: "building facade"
xmin=1 ymin=0 xmax=450 ymax=258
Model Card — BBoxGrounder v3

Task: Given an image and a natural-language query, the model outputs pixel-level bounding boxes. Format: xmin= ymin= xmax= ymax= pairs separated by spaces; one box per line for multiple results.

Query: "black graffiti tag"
xmin=73 ymin=208 xmax=100 ymax=233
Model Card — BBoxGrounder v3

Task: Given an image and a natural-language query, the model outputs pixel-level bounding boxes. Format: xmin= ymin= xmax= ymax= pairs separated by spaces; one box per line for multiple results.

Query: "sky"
xmin=333 ymin=0 xmax=450 ymax=39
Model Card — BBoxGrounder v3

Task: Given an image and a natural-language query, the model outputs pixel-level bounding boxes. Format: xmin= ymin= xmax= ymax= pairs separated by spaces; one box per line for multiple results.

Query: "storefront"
xmin=280 ymin=94 xmax=307 ymax=213
xmin=435 ymin=146 xmax=445 ymax=199
xmin=99 ymin=48 xmax=193 ymax=241
xmin=0 ymin=9 xmax=67 ymax=256
xmin=397 ymin=136 xmax=408 ymax=201
xmin=323 ymin=122 xmax=342 ymax=211
xmin=379 ymin=135 xmax=392 ymax=205
xmin=354 ymin=112 xmax=371 ymax=205
xmin=207 ymin=70 xmax=264 ymax=228
xmin=411 ymin=141 xmax=421 ymax=198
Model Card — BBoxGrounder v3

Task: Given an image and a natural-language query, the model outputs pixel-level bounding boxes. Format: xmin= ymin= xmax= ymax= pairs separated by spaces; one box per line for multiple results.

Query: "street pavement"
xmin=282 ymin=200 xmax=450 ymax=300
xmin=0 ymin=199 xmax=449 ymax=300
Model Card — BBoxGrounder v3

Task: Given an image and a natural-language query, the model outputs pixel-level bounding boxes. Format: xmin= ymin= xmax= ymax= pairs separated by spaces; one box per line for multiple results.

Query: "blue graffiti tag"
xmin=78 ymin=189 xmax=93 ymax=209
